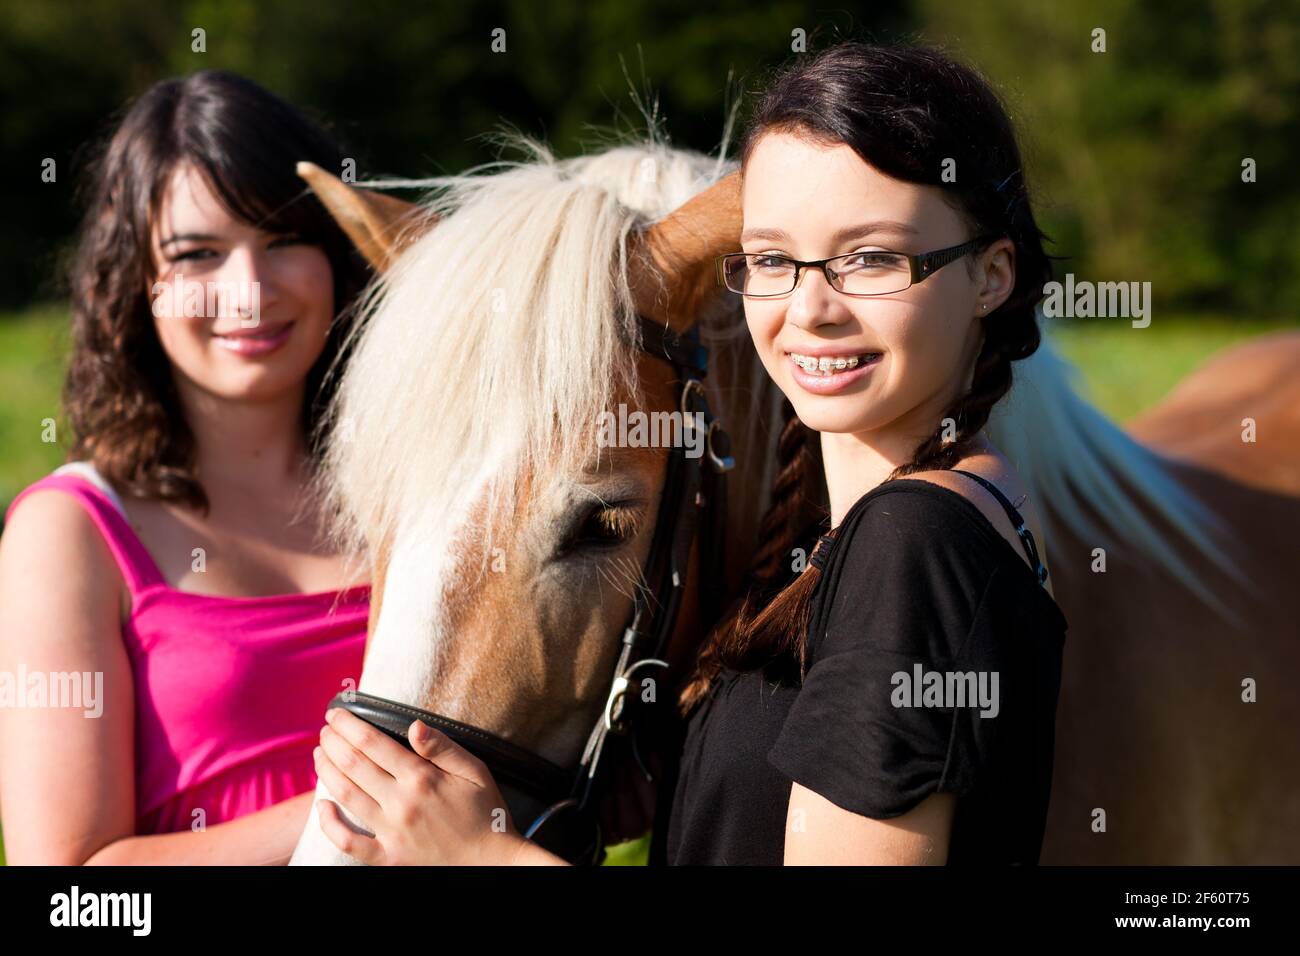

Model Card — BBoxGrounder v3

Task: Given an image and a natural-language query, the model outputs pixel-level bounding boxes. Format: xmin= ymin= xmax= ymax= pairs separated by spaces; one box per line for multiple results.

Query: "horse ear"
xmin=632 ymin=171 xmax=741 ymax=331
xmin=296 ymin=161 xmax=431 ymax=271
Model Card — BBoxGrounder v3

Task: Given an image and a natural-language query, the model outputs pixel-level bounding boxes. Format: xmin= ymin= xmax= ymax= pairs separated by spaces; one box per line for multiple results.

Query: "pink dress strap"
xmin=4 ymin=473 xmax=166 ymax=595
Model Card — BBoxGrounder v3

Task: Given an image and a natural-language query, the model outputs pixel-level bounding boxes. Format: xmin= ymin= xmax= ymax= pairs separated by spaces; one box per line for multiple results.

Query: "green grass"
xmin=0 ymin=306 xmax=65 ymax=866
xmin=0 ymin=306 xmax=1294 ymax=867
xmin=0 ymin=304 xmax=71 ymax=507
xmin=602 ymin=832 xmax=651 ymax=865
xmin=1046 ymin=314 xmax=1297 ymax=423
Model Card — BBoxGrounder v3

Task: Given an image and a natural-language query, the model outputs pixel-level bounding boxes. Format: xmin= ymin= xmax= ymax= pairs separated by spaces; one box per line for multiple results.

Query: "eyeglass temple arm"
xmin=910 ymin=238 xmax=986 ymax=285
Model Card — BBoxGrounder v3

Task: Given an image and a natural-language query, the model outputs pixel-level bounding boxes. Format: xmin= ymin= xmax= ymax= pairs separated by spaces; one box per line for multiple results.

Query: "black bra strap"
xmin=949 ymin=470 xmax=1048 ymax=586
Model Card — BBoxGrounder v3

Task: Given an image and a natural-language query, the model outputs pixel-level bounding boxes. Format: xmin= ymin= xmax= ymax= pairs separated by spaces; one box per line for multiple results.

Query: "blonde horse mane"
xmin=318 ymin=137 xmax=778 ymax=583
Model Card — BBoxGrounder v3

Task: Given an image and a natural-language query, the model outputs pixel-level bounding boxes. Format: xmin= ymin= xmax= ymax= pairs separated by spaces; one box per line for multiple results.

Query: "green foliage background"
xmin=3 ymin=0 xmax=1298 ymax=314
xmin=4 ymin=0 xmax=1297 ymax=496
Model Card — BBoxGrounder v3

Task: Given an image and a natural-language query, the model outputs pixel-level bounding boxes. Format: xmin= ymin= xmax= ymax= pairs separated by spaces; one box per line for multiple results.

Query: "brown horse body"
xmin=1041 ymin=331 xmax=1300 ymax=863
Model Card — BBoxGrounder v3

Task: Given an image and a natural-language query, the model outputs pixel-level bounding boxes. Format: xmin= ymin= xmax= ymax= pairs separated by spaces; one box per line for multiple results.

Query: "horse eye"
xmin=558 ymin=503 xmax=642 ymax=556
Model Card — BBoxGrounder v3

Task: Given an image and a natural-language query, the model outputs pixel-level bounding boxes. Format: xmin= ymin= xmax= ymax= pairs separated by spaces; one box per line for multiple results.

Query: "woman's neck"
xmin=820 ymin=403 xmax=990 ymax=526
xmin=175 ymin=378 xmax=311 ymax=491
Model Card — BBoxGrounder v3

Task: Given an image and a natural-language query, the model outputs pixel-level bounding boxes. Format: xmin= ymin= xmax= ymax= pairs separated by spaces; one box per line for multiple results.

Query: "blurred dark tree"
xmin=0 ymin=0 xmax=911 ymax=308
xmin=3 ymin=0 xmax=1297 ymax=317
xmin=922 ymin=0 xmax=1300 ymax=316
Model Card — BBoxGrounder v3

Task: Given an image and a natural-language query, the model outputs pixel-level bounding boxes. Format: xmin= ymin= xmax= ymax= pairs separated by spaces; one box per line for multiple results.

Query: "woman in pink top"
xmin=0 ymin=71 xmax=371 ymax=864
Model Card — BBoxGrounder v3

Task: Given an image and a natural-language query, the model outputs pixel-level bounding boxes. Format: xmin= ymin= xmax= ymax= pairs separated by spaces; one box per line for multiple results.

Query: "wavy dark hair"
xmin=64 ymin=69 xmax=368 ymax=512
xmin=679 ymin=42 xmax=1055 ymax=712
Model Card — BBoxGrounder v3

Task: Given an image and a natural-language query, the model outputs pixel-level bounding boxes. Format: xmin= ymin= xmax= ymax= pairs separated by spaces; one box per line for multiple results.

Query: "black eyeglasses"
xmin=715 ymin=237 xmax=992 ymax=298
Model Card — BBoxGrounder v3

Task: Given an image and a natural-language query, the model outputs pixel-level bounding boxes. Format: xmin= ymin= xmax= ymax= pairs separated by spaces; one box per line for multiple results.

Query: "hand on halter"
xmin=313 ymin=706 xmax=541 ymax=865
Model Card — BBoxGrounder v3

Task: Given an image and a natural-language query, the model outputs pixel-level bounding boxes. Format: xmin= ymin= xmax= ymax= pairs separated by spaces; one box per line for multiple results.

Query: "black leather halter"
xmin=328 ymin=314 xmax=733 ymax=864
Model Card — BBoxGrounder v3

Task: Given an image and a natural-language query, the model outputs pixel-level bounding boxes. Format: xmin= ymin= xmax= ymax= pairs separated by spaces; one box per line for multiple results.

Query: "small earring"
xmin=981 ymin=304 xmax=987 ymax=311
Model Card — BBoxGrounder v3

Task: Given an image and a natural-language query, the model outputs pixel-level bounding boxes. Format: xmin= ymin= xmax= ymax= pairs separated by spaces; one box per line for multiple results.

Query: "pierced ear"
xmin=297 ymin=161 xmax=431 ymax=272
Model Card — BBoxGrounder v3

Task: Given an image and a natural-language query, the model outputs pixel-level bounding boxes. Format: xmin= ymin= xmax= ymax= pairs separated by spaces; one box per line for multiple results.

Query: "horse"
xmin=288 ymin=142 xmax=1300 ymax=865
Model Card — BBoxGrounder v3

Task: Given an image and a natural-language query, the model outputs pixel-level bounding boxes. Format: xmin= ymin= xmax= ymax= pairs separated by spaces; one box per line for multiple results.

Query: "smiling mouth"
xmin=210 ymin=321 xmax=295 ymax=356
xmin=787 ymin=351 xmax=881 ymax=376
xmin=212 ymin=321 xmax=292 ymax=340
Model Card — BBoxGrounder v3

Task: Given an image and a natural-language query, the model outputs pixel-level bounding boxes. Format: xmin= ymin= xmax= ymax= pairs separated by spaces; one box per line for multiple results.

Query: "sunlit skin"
xmin=149 ymin=162 xmax=335 ymax=407
xmin=740 ymin=132 xmax=1016 ymax=522
xmin=313 ymin=132 xmax=1051 ymax=866
xmin=314 ymin=709 xmax=541 ymax=866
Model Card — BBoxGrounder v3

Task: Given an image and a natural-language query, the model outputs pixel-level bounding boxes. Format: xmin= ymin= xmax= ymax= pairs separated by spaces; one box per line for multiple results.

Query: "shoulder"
xmin=831 ymin=478 xmax=1006 ymax=575
xmin=813 ymin=482 xmax=1007 ymax=662
xmin=1 ymin=479 xmax=126 ymax=615
xmin=5 ymin=476 xmax=102 ymax=543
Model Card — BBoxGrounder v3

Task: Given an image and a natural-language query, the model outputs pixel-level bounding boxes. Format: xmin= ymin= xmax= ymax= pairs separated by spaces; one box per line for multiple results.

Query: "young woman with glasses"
xmin=664 ymin=42 xmax=1067 ymax=865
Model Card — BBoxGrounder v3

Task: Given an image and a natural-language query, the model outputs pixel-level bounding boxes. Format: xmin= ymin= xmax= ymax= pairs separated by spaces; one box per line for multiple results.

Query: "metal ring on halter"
xmin=706 ymin=419 xmax=735 ymax=473
xmin=603 ymin=658 xmax=668 ymax=732
xmin=680 ymin=377 xmax=707 ymax=420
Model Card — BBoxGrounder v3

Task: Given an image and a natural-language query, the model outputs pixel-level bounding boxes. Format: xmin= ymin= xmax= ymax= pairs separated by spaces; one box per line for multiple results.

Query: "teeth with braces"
xmin=789 ymin=352 xmax=875 ymax=375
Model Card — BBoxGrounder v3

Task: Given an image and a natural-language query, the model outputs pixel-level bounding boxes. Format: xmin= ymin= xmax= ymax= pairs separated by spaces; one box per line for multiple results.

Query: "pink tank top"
xmin=4 ymin=471 xmax=370 ymax=835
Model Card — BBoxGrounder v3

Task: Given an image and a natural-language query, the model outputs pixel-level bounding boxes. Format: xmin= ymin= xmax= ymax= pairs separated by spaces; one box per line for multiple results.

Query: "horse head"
xmin=289 ymin=144 xmax=779 ymax=864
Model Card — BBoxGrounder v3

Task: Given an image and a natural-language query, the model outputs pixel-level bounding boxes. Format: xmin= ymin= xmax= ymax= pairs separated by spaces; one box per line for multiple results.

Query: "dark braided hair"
xmin=678 ymin=41 xmax=1054 ymax=713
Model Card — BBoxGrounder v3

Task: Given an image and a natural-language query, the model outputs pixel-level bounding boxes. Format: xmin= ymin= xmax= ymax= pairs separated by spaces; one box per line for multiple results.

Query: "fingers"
xmin=407 ymin=720 xmax=492 ymax=787
xmin=324 ymin=707 xmax=413 ymax=778
xmin=313 ymin=743 xmax=384 ymax=827
xmin=317 ymin=797 xmax=384 ymax=865
xmin=319 ymin=720 xmax=398 ymax=807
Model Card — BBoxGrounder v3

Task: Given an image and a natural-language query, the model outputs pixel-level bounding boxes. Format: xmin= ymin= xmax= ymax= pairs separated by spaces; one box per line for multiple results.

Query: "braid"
xmin=749 ymin=398 xmax=820 ymax=587
xmin=678 ymin=398 xmax=823 ymax=712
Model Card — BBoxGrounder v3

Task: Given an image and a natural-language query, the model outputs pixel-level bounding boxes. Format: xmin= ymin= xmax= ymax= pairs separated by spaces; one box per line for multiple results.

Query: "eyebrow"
xmin=159 ymin=233 xmax=220 ymax=248
xmin=740 ymin=220 xmax=920 ymax=244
